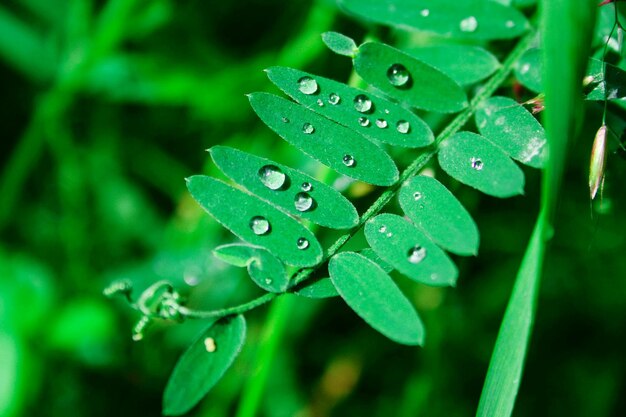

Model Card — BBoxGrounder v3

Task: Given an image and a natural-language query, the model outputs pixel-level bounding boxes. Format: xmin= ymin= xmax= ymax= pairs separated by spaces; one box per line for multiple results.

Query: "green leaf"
xmin=294 ymin=278 xmax=339 ymax=299
xmin=586 ymin=60 xmax=626 ymax=101
xmin=514 ymin=48 xmax=543 ymax=93
xmin=163 ymin=316 xmax=246 ymax=416
xmin=405 ymin=45 xmax=501 ymax=86
xmin=213 ymin=244 xmax=288 ymax=293
xmin=329 ymin=252 xmax=424 ymax=345
xmin=359 ymin=248 xmax=393 ymax=273
xmin=321 ymin=31 xmax=358 ymax=58
xmin=364 ymin=214 xmax=458 ymax=286
xmin=475 ymin=96 xmax=547 ymax=168
xmin=340 ymin=0 xmax=529 ymax=40
xmin=353 ymin=42 xmax=468 ymax=113
xmin=187 ymin=175 xmax=322 ymax=267
xmin=249 ymin=93 xmax=399 ymax=186
xmin=438 ymin=132 xmax=525 ymax=198
xmin=210 ymin=146 xmax=358 ymax=229
xmin=266 ymin=67 xmax=434 ymax=148
xmin=399 ymin=176 xmax=479 ymax=256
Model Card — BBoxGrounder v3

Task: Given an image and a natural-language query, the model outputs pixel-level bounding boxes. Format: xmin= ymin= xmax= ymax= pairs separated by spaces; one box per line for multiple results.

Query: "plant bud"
xmin=589 ymin=125 xmax=607 ymax=200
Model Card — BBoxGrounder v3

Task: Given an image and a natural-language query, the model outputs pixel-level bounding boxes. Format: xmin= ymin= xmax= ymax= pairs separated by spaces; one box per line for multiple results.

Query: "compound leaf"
xmin=187 ymin=175 xmax=322 ymax=267
xmin=249 ymin=93 xmax=399 ymax=186
xmin=406 ymin=45 xmax=501 ymax=86
xmin=340 ymin=0 xmax=529 ymax=41
xmin=438 ymin=132 xmax=525 ymax=198
xmin=210 ymin=146 xmax=358 ymax=229
xmin=475 ymin=96 xmax=547 ymax=168
xmin=364 ymin=214 xmax=458 ymax=287
xmin=329 ymin=252 xmax=424 ymax=345
xmin=399 ymin=176 xmax=479 ymax=256
xmin=163 ymin=315 xmax=246 ymax=416
xmin=213 ymin=244 xmax=288 ymax=293
xmin=266 ymin=66 xmax=434 ymax=148
xmin=354 ymin=42 xmax=468 ymax=113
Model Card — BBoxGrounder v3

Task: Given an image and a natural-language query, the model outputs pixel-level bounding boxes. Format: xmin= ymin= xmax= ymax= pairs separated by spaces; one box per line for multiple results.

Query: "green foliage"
xmin=329 ymin=252 xmax=424 ymax=346
xmin=2 ymin=0 xmax=624 ymax=417
xmin=163 ymin=316 xmax=247 ymax=416
xmin=438 ymin=132 xmax=526 ymax=198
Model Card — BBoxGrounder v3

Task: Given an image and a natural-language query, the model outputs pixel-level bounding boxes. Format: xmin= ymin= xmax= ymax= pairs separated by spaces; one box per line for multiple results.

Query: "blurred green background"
xmin=1 ymin=1 xmax=625 ymax=416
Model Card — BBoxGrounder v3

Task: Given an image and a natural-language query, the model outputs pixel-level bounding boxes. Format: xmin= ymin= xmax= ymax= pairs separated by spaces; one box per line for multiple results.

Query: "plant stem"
xmin=178 ymin=28 xmax=537 ymax=320
xmin=234 ymin=295 xmax=297 ymax=417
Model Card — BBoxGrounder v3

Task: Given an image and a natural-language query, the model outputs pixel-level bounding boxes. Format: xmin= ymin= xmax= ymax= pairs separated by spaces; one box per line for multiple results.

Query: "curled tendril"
xmin=104 ymin=279 xmax=185 ymax=341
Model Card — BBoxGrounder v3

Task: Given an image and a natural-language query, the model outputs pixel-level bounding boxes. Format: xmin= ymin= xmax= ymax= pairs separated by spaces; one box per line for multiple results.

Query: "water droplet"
xmin=375 ymin=119 xmax=388 ymax=129
xmin=413 ymin=191 xmax=422 ymax=201
xmin=354 ymin=94 xmax=373 ymax=113
xmin=317 ymin=98 xmax=325 ymax=107
xmin=204 ymin=337 xmax=217 ymax=352
xmin=258 ymin=165 xmax=286 ymax=190
xmin=379 ymin=225 xmax=387 ymax=233
xmin=301 ymin=182 xmax=312 ymax=192
xmin=358 ymin=117 xmax=370 ymax=127
xmin=297 ymin=237 xmax=310 ymax=250
xmin=420 ymin=9 xmax=430 ymax=17
xmin=470 ymin=157 xmax=484 ymax=171
xmin=407 ymin=246 xmax=427 ymax=264
xmin=396 ymin=120 xmax=410 ymax=134
xmin=264 ymin=278 xmax=273 ymax=285
xmin=460 ymin=16 xmax=478 ymax=32
xmin=387 ymin=64 xmax=411 ymax=88
xmin=281 ymin=117 xmax=289 ymax=123
xmin=519 ymin=63 xmax=530 ymax=74
xmin=298 ymin=76 xmax=318 ymax=95
xmin=294 ymin=192 xmax=315 ymax=212
xmin=384 ymin=109 xmax=390 ymax=114
xmin=342 ymin=154 xmax=356 ymax=167
xmin=495 ymin=116 xmax=505 ymax=126
xmin=329 ymin=93 xmax=341 ymax=105
xmin=505 ymin=20 xmax=515 ymax=28
xmin=386 ymin=232 xmax=393 ymax=238
xmin=250 ymin=216 xmax=271 ymax=235
xmin=302 ymin=123 xmax=315 ymax=134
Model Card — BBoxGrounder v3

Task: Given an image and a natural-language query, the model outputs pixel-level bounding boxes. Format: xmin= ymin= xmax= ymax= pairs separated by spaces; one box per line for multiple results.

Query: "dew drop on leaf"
xmin=258 ymin=165 xmax=286 ymax=190
xmin=407 ymin=246 xmax=427 ymax=264
xmin=297 ymin=237 xmax=310 ymax=250
xmin=460 ymin=16 xmax=478 ymax=32
xmin=249 ymin=216 xmax=271 ymax=235
xmin=376 ymin=119 xmax=388 ymax=129
xmin=387 ymin=64 xmax=411 ymax=88
xmin=379 ymin=225 xmax=387 ymax=233
xmin=317 ymin=99 xmax=325 ymax=107
xmin=298 ymin=76 xmax=318 ymax=95
xmin=506 ymin=20 xmax=515 ymax=28
xmin=301 ymin=182 xmax=312 ymax=192
xmin=294 ymin=192 xmax=315 ymax=212
xmin=264 ymin=278 xmax=273 ymax=285
xmin=358 ymin=117 xmax=371 ymax=127
xmin=420 ymin=9 xmax=429 ymax=17
xmin=204 ymin=337 xmax=217 ymax=353
xmin=342 ymin=154 xmax=356 ymax=167
xmin=413 ymin=191 xmax=422 ymax=201
xmin=354 ymin=94 xmax=373 ymax=113
xmin=329 ymin=93 xmax=341 ymax=105
xmin=281 ymin=117 xmax=289 ymax=123
xmin=470 ymin=157 xmax=484 ymax=171
xmin=302 ymin=123 xmax=315 ymax=134
xmin=396 ymin=120 xmax=410 ymax=134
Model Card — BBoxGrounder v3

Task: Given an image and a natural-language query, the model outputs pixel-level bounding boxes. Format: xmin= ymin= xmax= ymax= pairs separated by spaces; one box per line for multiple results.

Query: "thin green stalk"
xmin=234 ymin=296 xmax=297 ymax=417
xmin=475 ymin=2 xmax=597 ymax=417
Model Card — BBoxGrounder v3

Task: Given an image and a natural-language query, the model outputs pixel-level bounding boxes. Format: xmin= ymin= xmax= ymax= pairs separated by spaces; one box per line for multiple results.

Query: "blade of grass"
xmin=475 ymin=2 xmax=597 ymax=417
